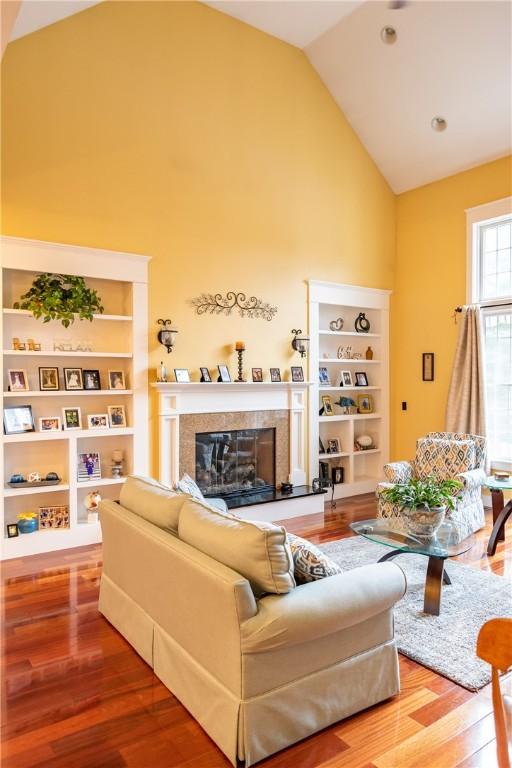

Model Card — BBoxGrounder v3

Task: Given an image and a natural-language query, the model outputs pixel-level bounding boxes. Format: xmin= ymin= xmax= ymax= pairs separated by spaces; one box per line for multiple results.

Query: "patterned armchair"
xmin=377 ymin=432 xmax=487 ymax=543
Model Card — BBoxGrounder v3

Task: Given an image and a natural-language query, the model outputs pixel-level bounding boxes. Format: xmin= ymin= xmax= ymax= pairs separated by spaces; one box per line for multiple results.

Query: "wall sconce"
xmin=157 ymin=318 xmax=178 ymax=353
xmin=291 ymin=329 xmax=310 ymax=358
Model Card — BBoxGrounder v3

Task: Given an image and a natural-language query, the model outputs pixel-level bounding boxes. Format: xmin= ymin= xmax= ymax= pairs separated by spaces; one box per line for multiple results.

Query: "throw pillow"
xmin=173 ymin=473 xmax=204 ymax=500
xmin=286 ymin=532 xmax=343 ymax=584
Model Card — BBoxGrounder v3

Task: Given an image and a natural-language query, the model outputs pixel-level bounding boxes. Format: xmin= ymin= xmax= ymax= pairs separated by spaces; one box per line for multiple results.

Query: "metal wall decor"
xmin=191 ymin=292 xmax=277 ymax=321
xmin=157 ymin=319 xmax=178 ymax=353
xmin=355 ymin=312 xmax=371 ymax=333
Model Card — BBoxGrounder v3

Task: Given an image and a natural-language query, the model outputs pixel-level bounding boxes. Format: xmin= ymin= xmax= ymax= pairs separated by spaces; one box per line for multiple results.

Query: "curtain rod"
xmin=455 ymin=302 xmax=512 ymax=312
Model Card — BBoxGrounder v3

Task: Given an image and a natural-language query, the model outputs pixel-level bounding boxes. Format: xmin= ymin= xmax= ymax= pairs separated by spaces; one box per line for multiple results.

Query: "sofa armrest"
xmin=383 ymin=461 xmax=414 ymax=483
xmin=241 ymin=562 xmax=406 ymax=654
xmin=457 ymin=467 xmax=486 ymax=491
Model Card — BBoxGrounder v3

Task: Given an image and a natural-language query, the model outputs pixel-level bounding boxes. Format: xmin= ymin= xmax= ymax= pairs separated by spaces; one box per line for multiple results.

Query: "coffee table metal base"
xmin=487 ymin=493 xmax=512 ymax=556
xmin=377 ymin=549 xmax=450 ymax=616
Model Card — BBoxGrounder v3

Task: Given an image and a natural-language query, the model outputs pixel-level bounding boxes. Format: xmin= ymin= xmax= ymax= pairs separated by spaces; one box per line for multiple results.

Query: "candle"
xmin=235 ymin=341 xmax=245 ymax=351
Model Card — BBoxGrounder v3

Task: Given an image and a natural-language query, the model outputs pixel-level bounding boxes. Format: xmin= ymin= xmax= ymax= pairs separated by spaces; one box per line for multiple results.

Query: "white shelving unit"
xmin=308 ymin=281 xmax=390 ymax=499
xmin=1 ymin=236 xmax=150 ymax=559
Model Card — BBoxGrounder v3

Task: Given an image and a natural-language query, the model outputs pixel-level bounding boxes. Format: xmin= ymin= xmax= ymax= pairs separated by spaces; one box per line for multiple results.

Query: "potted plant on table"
xmin=381 ymin=476 xmax=462 ymax=538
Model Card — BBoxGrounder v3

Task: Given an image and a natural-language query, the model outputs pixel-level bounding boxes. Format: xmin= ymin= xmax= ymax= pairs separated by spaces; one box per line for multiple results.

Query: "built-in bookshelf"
xmin=1 ymin=236 xmax=149 ymax=559
xmin=308 ymin=281 xmax=390 ymax=500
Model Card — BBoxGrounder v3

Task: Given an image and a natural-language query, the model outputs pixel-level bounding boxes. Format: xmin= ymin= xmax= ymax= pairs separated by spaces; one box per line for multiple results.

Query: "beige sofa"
xmin=99 ymin=477 xmax=407 ymax=767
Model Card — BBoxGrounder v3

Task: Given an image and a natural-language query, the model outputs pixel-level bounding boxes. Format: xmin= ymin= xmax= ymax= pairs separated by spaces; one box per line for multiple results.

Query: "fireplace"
xmin=195 ymin=428 xmax=275 ymax=498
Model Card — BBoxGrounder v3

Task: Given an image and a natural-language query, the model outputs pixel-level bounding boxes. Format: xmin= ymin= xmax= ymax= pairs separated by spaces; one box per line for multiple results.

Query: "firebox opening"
xmin=195 ymin=428 xmax=276 ymax=498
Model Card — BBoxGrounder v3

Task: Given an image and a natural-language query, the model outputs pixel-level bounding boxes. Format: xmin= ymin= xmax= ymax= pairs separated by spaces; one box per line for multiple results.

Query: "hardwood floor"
xmin=1 ymin=495 xmax=511 ymax=768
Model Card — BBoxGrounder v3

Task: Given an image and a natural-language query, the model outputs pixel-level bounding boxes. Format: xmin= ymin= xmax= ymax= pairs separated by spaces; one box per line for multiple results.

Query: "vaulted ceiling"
xmin=7 ymin=0 xmax=512 ymax=193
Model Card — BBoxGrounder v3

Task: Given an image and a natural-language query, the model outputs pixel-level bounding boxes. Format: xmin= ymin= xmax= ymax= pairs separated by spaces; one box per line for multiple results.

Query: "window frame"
xmin=466 ymin=196 xmax=512 ymax=470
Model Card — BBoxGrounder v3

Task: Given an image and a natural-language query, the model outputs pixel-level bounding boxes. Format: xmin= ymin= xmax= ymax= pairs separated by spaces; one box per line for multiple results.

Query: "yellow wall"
xmin=391 ymin=156 xmax=512 ymax=460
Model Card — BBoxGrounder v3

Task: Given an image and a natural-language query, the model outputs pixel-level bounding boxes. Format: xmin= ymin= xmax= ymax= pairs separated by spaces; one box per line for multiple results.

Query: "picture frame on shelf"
xmin=327 ymin=438 xmax=341 ymax=454
xmin=64 ymin=368 xmax=83 ymax=391
xmin=174 ymin=368 xmax=190 ymax=383
xmin=39 ymin=505 xmax=69 ymax=529
xmin=108 ymin=370 xmax=126 ymax=390
xmin=321 ymin=395 xmax=334 ymax=416
xmin=319 ymin=436 xmax=326 ymax=454
xmin=83 ymin=370 xmax=101 ymax=390
xmin=318 ymin=367 xmax=330 ymax=385
xmin=270 ymin=368 xmax=281 ymax=383
xmin=108 ymin=405 xmax=127 ymax=428
xmin=87 ymin=414 xmax=109 ymax=430
xmin=354 ymin=372 xmax=369 ymax=387
xmin=4 ymin=405 xmax=35 ymax=435
xmin=62 ymin=407 xmax=82 ymax=430
xmin=252 ymin=368 xmax=263 ymax=382
xmin=357 ymin=394 xmax=373 ymax=414
xmin=77 ymin=453 xmax=101 ymax=482
xmin=340 ymin=371 xmax=353 ymax=387
xmin=6 ymin=523 xmax=19 ymax=538
xmin=331 ymin=466 xmax=344 ymax=485
xmin=422 ymin=352 xmax=435 ymax=382
xmin=7 ymin=369 xmax=29 ymax=392
xmin=217 ymin=365 xmax=231 ymax=383
xmin=39 ymin=367 xmax=59 ymax=391
xmin=291 ymin=366 xmax=304 ymax=382
xmin=39 ymin=416 xmax=62 ymax=432
xmin=200 ymin=367 xmax=212 ymax=382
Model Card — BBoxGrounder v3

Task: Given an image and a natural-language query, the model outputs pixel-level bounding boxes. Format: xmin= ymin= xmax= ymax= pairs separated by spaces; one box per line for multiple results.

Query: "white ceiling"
xmin=7 ymin=0 xmax=512 ymax=193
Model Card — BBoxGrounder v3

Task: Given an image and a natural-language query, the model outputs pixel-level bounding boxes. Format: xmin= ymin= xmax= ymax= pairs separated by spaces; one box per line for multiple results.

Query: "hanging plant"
xmin=14 ymin=273 xmax=104 ymax=328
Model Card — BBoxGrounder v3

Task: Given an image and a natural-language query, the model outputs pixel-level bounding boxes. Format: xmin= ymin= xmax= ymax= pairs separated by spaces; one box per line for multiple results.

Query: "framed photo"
xmin=327 ymin=438 xmax=340 ymax=454
xmin=291 ymin=366 xmax=304 ymax=382
xmin=64 ymin=368 xmax=83 ymax=391
xmin=422 ymin=352 xmax=435 ymax=382
xmin=39 ymin=416 xmax=62 ymax=432
xmin=357 ymin=394 xmax=373 ymax=413
xmin=39 ymin=367 xmax=59 ymax=391
xmin=4 ymin=405 xmax=35 ymax=435
xmin=270 ymin=368 xmax=281 ymax=383
xmin=174 ymin=368 xmax=190 ymax=383
xmin=340 ymin=371 xmax=353 ymax=387
xmin=319 ymin=436 xmax=326 ymax=454
xmin=108 ymin=370 xmax=126 ymax=390
xmin=331 ymin=466 xmax=344 ymax=485
xmin=83 ymin=370 xmax=101 ymax=390
xmin=62 ymin=407 xmax=82 ymax=430
xmin=252 ymin=368 xmax=263 ymax=383
xmin=318 ymin=367 xmax=330 ymax=385
xmin=8 ymin=369 xmax=29 ymax=392
xmin=87 ymin=414 xmax=109 ymax=430
xmin=354 ymin=371 xmax=369 ymax=387
xmin=6 ymin=523 xmax=19 ymax=538
xmin=217 ymin=365 xmax=231 ymax=383
xmin=108 ymin=405 xmax=127 ymax=428
xmin=321 ymin=395 xmax=334 ymax=416
xmin=200 ymin=367 xmax=212 ymax=382
xmin=77 ymin=453 xmax=101 ymax=482
xmin=39 ymin=505 xmax=69 ymax=529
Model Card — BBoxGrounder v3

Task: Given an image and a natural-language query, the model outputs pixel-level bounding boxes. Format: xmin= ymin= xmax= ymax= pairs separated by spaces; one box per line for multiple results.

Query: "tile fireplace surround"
xmin=152 ymin=382 xmax=324 ymax=520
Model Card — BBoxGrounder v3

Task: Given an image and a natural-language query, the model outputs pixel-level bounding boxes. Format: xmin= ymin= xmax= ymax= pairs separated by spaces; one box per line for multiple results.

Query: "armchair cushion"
xmin=383 ymin=461 xmax=414 ymax=484
xmin=286 ymin=533 xmax=342 ymax=583
xmin=415 ymin=438 xmax=475 ymax=481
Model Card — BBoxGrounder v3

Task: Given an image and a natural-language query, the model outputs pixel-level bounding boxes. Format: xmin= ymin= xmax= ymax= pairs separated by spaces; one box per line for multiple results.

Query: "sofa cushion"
xmin=415 ymin=438 xmax=476 ymax=481
xmin=119 ymin=475 xmax=186 ymax=534
xmin=178 ymin=498 xmax=295 ymax=596
xmin=173 ymin=472 xmax=204 ymax=500
xmin=287 ymin=533 xmax=343 ymax=583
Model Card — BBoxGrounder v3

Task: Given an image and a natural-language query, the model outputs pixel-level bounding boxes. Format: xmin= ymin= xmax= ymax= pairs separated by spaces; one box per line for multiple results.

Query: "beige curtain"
xmin=446 ymin=305 xmax=486 ymax=435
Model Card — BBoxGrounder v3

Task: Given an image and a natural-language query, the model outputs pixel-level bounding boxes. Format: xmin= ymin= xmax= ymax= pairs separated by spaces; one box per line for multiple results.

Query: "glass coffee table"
xmin=485 ymin=475 xmax=512 ymax=556
xmin=350 ymin=518 xmax=474 ymax=616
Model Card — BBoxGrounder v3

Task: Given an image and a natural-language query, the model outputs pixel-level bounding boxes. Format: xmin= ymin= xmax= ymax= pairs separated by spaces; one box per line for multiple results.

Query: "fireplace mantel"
xmin=152 ymin=381 xmax=312 ymax=492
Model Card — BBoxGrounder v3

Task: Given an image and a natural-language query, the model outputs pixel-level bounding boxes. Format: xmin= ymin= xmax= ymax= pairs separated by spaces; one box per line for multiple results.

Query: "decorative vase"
xmin=365 ymin=346 xmax=373 ymax=360
xmin=18 ymin=517 xmax=38 ymax=534
xmin=402 ymin=505 xmax=446 ymax=538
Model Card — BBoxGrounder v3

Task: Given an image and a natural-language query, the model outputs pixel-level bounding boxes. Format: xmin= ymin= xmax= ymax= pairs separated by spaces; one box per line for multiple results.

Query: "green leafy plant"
xmin=14 ymin=273 xmax=104 ymax=328
xmin=381 ymin=476 xmax=462 ymax=512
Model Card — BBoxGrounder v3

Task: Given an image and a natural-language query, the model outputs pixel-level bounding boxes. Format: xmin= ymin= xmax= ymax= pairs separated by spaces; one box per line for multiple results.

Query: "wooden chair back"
xmin=477 ymin=618 xmax=512 ymax=768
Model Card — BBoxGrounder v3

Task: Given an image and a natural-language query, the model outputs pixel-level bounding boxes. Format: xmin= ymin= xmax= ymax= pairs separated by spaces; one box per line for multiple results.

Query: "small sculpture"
xmin=157 ymin=361 xmax=168 ymax=382
xmin=355 ymin=312 xmax=371 ymax=333
xmin=329 ymin=317 xmax=344 ymax=331
xmin=28 ymin=472 xmax=41 ymax=483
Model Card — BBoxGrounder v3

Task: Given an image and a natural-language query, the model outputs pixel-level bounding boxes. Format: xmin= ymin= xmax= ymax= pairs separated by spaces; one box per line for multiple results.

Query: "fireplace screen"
xmin=195 ymin=428 xmax=275 ymax=497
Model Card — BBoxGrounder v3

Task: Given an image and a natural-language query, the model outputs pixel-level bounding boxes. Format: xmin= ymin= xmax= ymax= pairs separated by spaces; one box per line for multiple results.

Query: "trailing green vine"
xmin=14 ymin=273 xmax=104 ymax=328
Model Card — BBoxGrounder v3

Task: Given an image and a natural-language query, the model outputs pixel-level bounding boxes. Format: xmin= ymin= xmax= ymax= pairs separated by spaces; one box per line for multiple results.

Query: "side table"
xmin=486 ymin=476 xmax=512 ymax=556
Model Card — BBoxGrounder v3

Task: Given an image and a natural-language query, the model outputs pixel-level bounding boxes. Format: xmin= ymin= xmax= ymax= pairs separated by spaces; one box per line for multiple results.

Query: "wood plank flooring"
xmin=1 ymin=495 xmax=511 ymax=768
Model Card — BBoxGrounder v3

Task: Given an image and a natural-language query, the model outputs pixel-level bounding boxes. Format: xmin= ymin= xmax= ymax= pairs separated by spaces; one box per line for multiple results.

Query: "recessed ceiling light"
xmin=431 ymin=117 xmax=448 ymax=132
xmin=381 ymin=26 xmax=397 ymax=44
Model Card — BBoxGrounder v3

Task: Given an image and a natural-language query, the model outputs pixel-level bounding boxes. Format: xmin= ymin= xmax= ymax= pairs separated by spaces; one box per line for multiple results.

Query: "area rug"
xmin=319 ymin=536 xmax=512 ymax=691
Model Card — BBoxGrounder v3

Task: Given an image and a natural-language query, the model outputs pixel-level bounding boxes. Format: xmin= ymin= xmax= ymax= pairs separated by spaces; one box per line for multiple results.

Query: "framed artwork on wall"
xmin=422 ymin=353 xmax=435 ymax=381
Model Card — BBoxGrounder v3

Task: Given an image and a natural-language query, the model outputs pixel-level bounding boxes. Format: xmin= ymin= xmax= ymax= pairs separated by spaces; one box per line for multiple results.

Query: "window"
xmin=468 ymin=198 xmax=512 ymax=467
